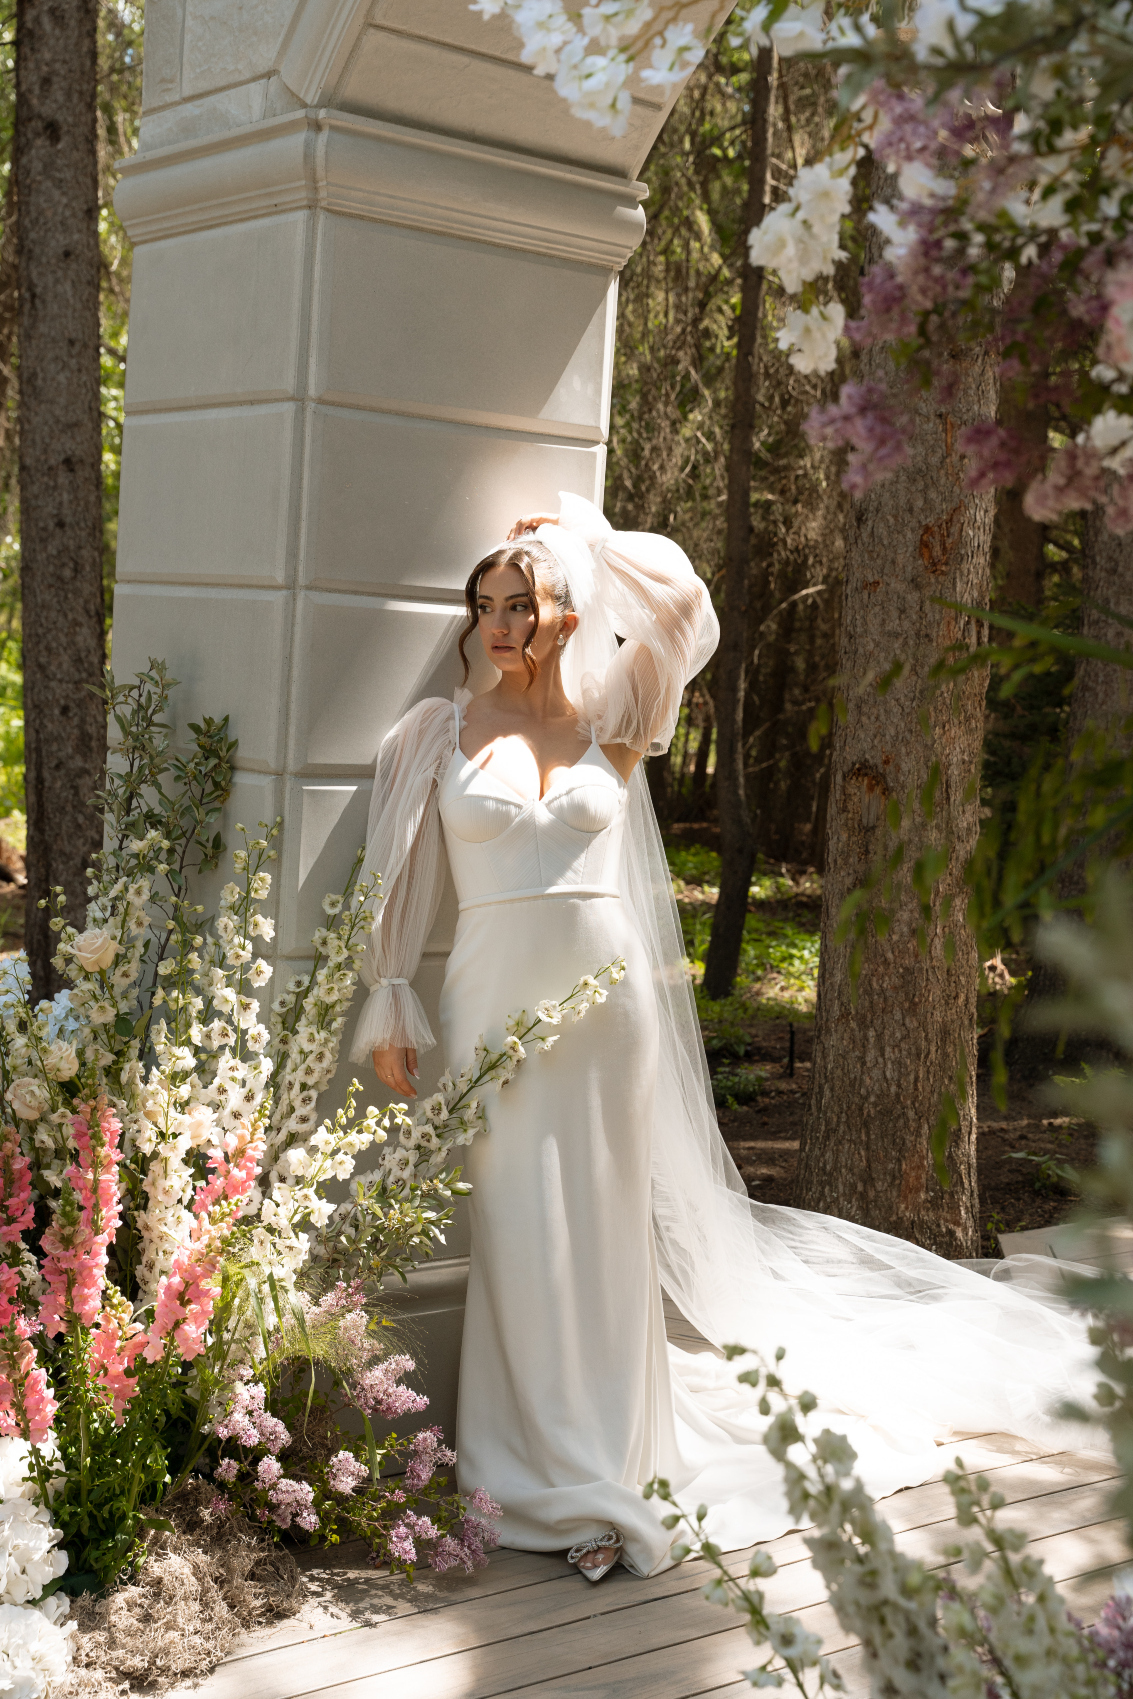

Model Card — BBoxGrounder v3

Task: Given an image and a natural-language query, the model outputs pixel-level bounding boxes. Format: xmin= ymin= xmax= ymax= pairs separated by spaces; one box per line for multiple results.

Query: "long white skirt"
xmin=441 ymin=891 xmax=1100 ymax=1579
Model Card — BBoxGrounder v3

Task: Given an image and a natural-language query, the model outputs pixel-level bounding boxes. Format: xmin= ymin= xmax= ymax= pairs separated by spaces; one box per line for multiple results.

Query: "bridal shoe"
xmin=567 ymin=1530 xmax=623 ymax=1583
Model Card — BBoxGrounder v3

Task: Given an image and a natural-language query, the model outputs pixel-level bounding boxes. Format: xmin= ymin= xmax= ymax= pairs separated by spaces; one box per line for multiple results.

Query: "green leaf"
xmin=140 ymin=1516 xmax=175 ymax=1534
xmin=114 ymin=1016 xmax=134 ymax=1039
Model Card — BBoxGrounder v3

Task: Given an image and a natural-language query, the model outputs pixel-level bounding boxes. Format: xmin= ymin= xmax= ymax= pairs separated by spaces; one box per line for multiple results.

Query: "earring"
xmin=557 ymin=633 xmax=566 ymax=649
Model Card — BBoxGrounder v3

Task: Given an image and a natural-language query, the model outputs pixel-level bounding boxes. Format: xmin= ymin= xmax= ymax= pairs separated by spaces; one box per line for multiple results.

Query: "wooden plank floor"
xmin=176 ymin=1306 xmax=1128 ymax=1699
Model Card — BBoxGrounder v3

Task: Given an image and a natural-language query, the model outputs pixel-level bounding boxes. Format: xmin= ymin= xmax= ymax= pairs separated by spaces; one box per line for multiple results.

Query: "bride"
xmin=350 ymin=493 xmax=1098 ymax=1583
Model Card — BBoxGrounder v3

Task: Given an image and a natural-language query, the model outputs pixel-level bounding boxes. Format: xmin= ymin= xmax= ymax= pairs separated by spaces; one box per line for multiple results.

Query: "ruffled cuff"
xmin=349 ymin=979 xmax=437 ymax=1066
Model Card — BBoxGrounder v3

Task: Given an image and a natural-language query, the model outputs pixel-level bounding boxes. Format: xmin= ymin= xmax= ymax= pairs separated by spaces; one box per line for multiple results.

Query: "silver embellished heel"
xmin=567 ymin=1529 xmax=623 ymax=1583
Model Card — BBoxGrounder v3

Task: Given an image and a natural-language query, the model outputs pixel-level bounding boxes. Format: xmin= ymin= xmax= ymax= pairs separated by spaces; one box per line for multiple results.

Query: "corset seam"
xmin=457 ymin=885 xmax=620 ymax=911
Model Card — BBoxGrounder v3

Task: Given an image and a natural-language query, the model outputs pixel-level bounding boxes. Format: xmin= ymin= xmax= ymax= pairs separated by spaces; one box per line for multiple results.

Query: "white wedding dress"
xmin=352 ymin=494 xmax=1101 ymax=1579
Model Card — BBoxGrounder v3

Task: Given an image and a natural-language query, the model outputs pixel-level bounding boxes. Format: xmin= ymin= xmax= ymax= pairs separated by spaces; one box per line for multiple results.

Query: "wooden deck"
xmin=177 ymin=1292 xmax=1128 ymax=1699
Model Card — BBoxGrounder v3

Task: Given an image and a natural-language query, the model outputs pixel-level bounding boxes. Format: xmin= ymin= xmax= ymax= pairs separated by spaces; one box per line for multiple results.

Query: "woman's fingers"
xmin=507 ymin=512 xmax=559 ymax=541
xmin=371 ymin=1045 xmax=419 ymax=1099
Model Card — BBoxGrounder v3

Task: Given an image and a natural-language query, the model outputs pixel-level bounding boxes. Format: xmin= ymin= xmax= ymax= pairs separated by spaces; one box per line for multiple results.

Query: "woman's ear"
xmin=561 ymin=611 xmax=580 ymax=642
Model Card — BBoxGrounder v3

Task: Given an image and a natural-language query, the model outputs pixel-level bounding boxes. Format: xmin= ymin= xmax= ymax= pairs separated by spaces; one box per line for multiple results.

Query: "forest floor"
xmin=666 ymin=835 xmax=1097 ymax=1261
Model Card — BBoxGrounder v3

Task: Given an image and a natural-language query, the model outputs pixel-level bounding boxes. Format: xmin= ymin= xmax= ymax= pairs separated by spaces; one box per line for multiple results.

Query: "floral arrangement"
xmin=0 ymin=662 xmax=627 ymax=1692
xmin=475 ymin=0 xmax=1133 ymax=530
xmin=650 ymin=1346 xmax=1127 ymax=1696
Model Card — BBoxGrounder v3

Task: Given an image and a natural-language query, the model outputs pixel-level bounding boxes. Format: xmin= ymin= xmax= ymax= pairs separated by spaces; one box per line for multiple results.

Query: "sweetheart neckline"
xmin=449 ymin=739 xmax=626 ymax=807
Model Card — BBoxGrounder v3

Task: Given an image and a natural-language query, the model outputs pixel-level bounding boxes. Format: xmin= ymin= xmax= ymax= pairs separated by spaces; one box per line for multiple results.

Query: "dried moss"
xmin=60 ymin=1479 xmax=304 ymax=1696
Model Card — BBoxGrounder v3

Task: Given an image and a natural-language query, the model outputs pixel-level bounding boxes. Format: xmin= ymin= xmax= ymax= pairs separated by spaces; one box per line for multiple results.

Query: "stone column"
xmin=110 ymin=0 xmax=708 ymax=1435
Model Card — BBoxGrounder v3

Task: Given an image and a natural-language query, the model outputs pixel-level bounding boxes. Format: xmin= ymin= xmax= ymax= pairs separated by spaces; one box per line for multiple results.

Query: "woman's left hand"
xmin=507 ymin=512 xmax=559 ymax=541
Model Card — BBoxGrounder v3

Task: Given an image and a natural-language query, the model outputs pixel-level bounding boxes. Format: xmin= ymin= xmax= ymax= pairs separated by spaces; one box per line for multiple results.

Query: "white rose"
xmin=42 ymin=1042 xmax=79 ymax=1083
xmin=6 ymin=1080 xmax=50 ymax=1123
xmin=71 ymin=929 xmax=120 ymax=974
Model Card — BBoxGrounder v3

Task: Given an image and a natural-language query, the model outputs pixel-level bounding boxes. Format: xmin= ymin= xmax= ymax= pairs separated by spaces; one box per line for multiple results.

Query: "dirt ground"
xmin=714 ymin=1019 xmax=1095 ymax=1259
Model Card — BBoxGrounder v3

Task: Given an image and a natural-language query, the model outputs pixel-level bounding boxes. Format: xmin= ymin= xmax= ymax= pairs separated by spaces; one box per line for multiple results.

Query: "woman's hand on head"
xmin=372 ymin=1045 xmax=418 ymax=1099
xmin=507 ymin=512 xmax=559 ymax=541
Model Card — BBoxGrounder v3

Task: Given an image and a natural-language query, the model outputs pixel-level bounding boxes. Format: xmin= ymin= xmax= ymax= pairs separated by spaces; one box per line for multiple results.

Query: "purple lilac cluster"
xmin=268 ymin=1477 xmax=318 ymax=1533
xmin=1087 ymin=1589 xmax=1133 ymax=1692
xmin=405 ymin=1425 xmax=457 ymax=1492
xmin=805 ymin=382 xmax=911 ymax=494
xmin=326 ymin=1450 xmax=370 ymax=1496
xmin=802 ymin=78 xmax=1133 ymax=526
xmin=352 ymin=1354 xmax=430 ymax=1421
xmin=429 ymin=1504 xmax=502 ymax=1576
xmin=213 ymin=1376 xmax=291 ymax=1454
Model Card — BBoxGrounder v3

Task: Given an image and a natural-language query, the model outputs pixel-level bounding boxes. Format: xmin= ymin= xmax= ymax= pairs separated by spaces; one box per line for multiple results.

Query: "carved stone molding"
xmin=114 ymin=107 xmax=648 ymax=270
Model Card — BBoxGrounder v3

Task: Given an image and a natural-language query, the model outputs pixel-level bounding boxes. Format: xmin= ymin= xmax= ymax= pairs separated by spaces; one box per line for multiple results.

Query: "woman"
xmin=350 ymin=493 xmax=1096 ymax=1583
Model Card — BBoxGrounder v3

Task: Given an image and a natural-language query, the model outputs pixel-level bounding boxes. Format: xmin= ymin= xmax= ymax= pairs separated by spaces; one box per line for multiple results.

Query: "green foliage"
xmin=711 ymin=1063 xmax=766 ymax=1109
xmin=0 ymin=632 xmax=22 ymax=818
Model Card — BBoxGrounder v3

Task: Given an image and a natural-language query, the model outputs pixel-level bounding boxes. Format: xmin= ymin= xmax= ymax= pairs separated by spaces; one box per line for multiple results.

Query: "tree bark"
xmin=992 ymin=392 xmax=1047 ymax=610
xmin=1010 ymin=509 xmax=1133 ymax=1078
xmin=17 ymin=0 xmax=106 ymax=998
xmin=702 ymin=44 xmax=777 ymax=1001
xmin=796 ymin=173 xmax=997 ymax=1256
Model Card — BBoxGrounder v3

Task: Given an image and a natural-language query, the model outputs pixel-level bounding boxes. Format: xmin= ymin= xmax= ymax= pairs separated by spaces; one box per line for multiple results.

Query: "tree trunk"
xmin=702 ymin=43 xmax=777 ymax=1001
xmin=17 ymin=0 xmax=106 ymax=999
xmin=796 ymin=172 xmax=997 ymax=1256
xmin=1010 ymin=509 xmax=1133 ymax=1078
xmin=689 ymin=692 xmax=714 ymax=820
xmin=992 ymin=393 xmax=1047 ymax=610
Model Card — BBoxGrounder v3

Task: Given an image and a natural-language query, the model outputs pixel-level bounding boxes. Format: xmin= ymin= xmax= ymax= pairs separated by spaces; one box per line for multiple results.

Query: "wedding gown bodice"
xmin=438 ymin=737 xmax=627 ymax=909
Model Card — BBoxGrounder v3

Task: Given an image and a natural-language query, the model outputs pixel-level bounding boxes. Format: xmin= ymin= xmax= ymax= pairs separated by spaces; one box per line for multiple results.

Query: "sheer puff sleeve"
xmin=556 ymin=492 xmax=719 ymax=756
xmin=349 ymin=696 xmax=460 ymax=1065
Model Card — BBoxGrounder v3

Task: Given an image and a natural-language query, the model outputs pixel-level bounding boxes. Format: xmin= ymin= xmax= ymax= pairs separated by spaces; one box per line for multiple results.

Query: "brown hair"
xmin=458 ymin=540 xmax=573 ymax=690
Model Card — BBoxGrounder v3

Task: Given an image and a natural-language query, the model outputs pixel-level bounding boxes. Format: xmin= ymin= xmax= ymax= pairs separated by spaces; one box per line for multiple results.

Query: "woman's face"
xmin=476 ymin=562 xmax=571 ymax=675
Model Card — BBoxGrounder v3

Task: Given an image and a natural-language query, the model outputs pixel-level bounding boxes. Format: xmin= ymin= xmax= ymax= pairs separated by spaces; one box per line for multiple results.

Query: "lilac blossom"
xmin=805 ymin=382 xmax=911 ymax=494
xmin=405 ymin=1426 xmax=456 ymax=1492
xmin=956 ymin=423 xmax=1037 ymax=493
xmin=214 ymin=1378 xmax=291 ymax=1455
xmin=214 ymin=1458 xmax=238 ymax=1484
xmin=326 ymin=1451 xmax=370 ymax=1496
xmin=256 ymin=1456 xmax=283 ymax=1489
xmin=351 ymin=1353 xmax=429 ymax=1420
xmin=267 ymin=1477 xmax=318 ymax=1533
xmin=1087 ymin=1588 xmax=1133 ymax=1687
xmin=209 ymin=1494 xmax=232 ymax=1518
xmin=1023 ymin=441 xmax=1106 ymax=523
xmin=387 ymin=1520 xmax=419 ymax=1565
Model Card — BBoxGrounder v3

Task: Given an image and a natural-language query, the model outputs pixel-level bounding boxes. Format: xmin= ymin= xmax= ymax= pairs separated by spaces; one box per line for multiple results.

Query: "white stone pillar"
xmin=110 ymin=0 xmax=710 ymax=1435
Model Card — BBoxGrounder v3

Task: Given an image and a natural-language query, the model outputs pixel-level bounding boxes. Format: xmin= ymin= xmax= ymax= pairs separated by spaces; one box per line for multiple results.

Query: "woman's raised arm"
xmin=557 ymin=492 xmax=719 ymax=757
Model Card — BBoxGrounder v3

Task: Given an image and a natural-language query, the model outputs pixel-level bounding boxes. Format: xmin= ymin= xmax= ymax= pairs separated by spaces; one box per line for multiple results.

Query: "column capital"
xmin=114 ymin=108 xmax=648 ymax=270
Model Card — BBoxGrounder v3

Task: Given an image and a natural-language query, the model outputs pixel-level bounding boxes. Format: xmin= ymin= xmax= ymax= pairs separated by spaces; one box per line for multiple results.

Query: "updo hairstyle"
xmin=458 ymin=538 xmax=574 ymax=689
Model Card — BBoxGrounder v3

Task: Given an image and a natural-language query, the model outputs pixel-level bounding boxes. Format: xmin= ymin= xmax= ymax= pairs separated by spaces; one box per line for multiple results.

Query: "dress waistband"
xmin=457 ymin=884 xmax=621 ymax=912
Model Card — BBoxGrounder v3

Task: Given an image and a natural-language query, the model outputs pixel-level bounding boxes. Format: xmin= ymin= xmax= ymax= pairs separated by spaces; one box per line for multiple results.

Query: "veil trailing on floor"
xmin=539 ymin=494 xmax=1099 ymax=1463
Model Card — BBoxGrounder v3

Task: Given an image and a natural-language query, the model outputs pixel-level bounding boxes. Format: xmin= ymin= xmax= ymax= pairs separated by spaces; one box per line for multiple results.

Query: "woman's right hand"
xmin=372 ymin=1045 xmax=419 ymax=1099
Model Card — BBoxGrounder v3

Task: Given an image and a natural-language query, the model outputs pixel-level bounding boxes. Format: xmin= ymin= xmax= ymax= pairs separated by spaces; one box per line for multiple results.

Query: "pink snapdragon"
xmin=192 ymin=1125 xmax=265 ymax=1226
xmin=0 ymin=1131 xmax=34 ymax=1331
xmin=351 ymin=1354 xmax=429 ymax=1421
xmin=89 ymin=1311 xmax=147 ymax=1422
xmin=143 ymin=1244 xmax=221 ymax=1363
xmin=0 ymin=1321 xmax=57 ymax=1445
xmin=39 ymin=1100 xmax=123 ymax=1335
